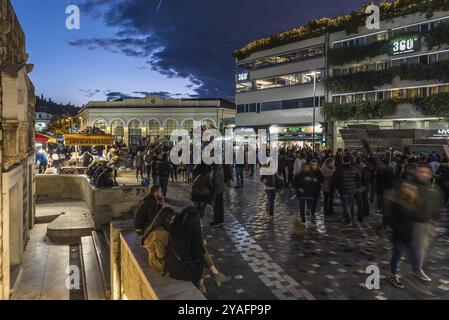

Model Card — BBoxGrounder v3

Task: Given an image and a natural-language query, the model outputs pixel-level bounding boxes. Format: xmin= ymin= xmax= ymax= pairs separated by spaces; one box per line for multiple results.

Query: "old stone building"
xmin=0 ymin=0 xmax=36 ymax=299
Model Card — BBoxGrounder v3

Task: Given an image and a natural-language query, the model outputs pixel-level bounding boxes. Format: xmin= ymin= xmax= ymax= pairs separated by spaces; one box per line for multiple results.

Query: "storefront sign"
xmin=432 ymin=129 xmax=449 ymax=137
xmin=236 ymin=72 xmax=250 ymax=83
xmin=389 ymin=35 xmax=421 ymax=56
xmin=64 ymin=134 xmax=114 ymax=146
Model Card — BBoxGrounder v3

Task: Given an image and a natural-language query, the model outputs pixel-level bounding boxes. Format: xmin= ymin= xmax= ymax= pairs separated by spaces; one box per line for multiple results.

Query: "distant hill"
xmin=36 ymin=95 xmax=80 ymax=116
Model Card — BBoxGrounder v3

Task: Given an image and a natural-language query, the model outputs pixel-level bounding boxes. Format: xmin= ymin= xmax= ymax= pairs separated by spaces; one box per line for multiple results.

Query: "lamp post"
xmin=215 ymin=88 xmax=219 ymax=131
xmin=311 ymin=72 xmax=317 ymax=153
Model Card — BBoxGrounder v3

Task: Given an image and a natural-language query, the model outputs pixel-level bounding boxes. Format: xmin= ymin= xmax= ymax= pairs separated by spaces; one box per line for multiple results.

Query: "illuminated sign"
xmin=63 ymin=134 xmax=114 ymax=146
xmin=389 ymin=35 xmax=421 ymax=56
xmin=236 ymin=72 xmax=250 ymax=83
xmin=433 ymin=129 xmax=449 ymax=137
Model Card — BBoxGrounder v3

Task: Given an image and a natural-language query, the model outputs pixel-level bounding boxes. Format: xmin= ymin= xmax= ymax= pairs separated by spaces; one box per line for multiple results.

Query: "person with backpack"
xmin=261 ymin=168 xmax=283 ymax=217
xmin=135 ymin=185 xmax=164 ymax=239
xmin=191 ymin=164 xmax=214 ymax=218
xmin=142 ymin=207 xmax=177 ymax=273
xmin=166 ymin=207 xmax=231 ymax=294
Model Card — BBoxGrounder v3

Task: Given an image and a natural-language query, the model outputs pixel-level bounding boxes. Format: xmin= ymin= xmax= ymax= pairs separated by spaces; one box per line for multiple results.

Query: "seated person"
xmin=166 ymin=206 xmax=231 ymax=294
xmin=135 ymin=185 xmax=164 ymax=237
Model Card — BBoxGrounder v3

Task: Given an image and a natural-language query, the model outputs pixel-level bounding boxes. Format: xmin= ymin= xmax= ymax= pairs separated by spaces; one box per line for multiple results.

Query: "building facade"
xmin=35 ymin=112 xmax=54 ymax=132
xmin=235 ymin=2 xmax=449 ymax=151
xmin=235 ymin=35 xmax=327 ymax=149
xmin=78 ymin=96 xmax=236 ymax=146
xmin=328 ymin=10 xmax=449 ymax=151
xmin=0 ymin=0 xmax=36 ymax=299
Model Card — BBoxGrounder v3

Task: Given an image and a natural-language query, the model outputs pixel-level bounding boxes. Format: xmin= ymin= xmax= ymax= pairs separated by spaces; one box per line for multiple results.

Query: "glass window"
xmin=236 ymin=82 xmax=253 ymax=93
xmin=164 ymin=120 xmax=178 ymax=137
xmin=342 ymin=95 xmax=353 ymax=104
xmin=366 ymin=35 xmax=377 ymax=45
xmin=429 ymin=53 xmax=438 ymax=64
xmin=94 ymin=120 xmax=108 ymax=132
xmin=261 ymin=101 xmax=282 ymax=111
xmin=406 ymin=57 xmax=420 ymax=65
xmin=438 ymin=51 xmax=449 ymax=62
xmin=439 ymin=85 xmax=449 ymax=93
xmin=148 ymin=120 xmax=160 ymax=137
xmin=299 ymin=46 xmax=324 ymax=60
xmin=276 ymin=52 xmax=297 ymax=64
xmin=332 ymin=96 xmax=341 ymax=104
xmin=129 ymin=120 xmax=142 ymax=145
xmin=384 ymin=91 xmax=392 ymax=99
xmin=355 ymin=93 xmax=364 ymax=102
xmin=249 ymin=103 xmax=257 ymax=112
xmin=366 ymin=92 xmax=376 ymax=101
xmin=202 ymin=120 xmax=215 ymax=129
xmin=255 ymin=78 xmax=277 ymax=90
xmin=377 ymin=91 xmax=385 ymax=100
xmin=182 ymin=120 xmax=194 ymax=132
xmin=237 ymin=105 xmax=245 ymax=113
xmin=282 ymin=99 xmax=300 ymax=109
xmin=420 ymin=23 xmax=430 ymax=33
xmin=276 ymin=74 xmax=298 ymax=87
xmin=420 ymin=87 xmax=428 ymax=98
xmin=419 ymin=55 xmax=429 ymax=64
xmin=378 ymin=32 xmax=388 ymax=41
xmin=430 ymin=86 xmax=438 ymax=95
xmin=392 ymin=89 xmax=404 ymax=99
xmin=377 ymin=62 xmax=386 ymax=71
xmin=111 ymin=120 xmax=124 ymax=141
xmin=406 ymin=88 xmax=419 ymax=98
xmin=407 ymin=25 xmax=420 ymax=33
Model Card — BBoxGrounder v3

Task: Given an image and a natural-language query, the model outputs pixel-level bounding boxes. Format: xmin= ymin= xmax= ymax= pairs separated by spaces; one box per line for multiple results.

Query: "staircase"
xmin=79 ymin=224 xmax=111 ymax=300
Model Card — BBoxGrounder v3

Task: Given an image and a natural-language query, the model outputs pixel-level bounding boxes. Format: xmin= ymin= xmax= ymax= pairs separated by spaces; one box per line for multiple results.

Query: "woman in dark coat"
xmin=166 ymin=207 xmax=230 ymax=293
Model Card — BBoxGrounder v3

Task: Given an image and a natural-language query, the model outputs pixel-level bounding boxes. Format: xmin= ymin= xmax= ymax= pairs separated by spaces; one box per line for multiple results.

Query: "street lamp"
xmin=309 ymin=71 xmax=318 ymax=153
xmin=215 ymin=88 xmax=219 ymax=131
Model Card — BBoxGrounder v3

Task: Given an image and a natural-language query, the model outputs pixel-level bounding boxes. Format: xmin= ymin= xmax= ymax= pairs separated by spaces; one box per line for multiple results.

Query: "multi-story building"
xmin=328 ymin=10 xmax=449 ymax=151
xmin=0 ymin=0 xmax=36 ymax=299
xmin=35 ymin=112 xmax=54 ymax=132
xmin=235 ymin=1 xmax=449 ymax=152
xmin=78 ymin=96 xmax=236 ymax=146
xmin=234 ymin=35 xmax=327 ymax=149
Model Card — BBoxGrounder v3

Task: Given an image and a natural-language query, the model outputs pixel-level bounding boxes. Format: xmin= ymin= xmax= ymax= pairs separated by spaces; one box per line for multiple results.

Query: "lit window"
xmin=255 ymin=78 xmax=277 ymax=90
xmin=236 ymin=82 xmax=253 ymax=93
xmin=164 ymin=120 xmax=178 ymax=136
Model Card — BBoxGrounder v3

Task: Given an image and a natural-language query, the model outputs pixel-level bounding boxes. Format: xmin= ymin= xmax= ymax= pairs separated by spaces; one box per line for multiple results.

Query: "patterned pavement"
xmin=166 ymin=175 xmax=449 ymax=300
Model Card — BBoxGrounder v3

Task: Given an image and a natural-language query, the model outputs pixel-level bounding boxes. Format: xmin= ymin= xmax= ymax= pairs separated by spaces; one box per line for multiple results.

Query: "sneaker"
xmin=414 ymin=270 xmax=432 ymax=282
xmin=390 ymin=275 xmax=405 ymax=289
xmin=213 ymin=273 xmax=232 ymax=287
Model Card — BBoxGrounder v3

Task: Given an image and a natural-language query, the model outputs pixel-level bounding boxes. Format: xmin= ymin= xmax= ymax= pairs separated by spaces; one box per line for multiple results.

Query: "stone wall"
xmin=0 ymin=0 xmax=35 ymax=300
xmin=36 ymin=175 xmax=150 ymax=228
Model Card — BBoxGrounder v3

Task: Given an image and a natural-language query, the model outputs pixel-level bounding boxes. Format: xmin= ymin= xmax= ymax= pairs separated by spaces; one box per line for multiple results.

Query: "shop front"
xmin=269 ymin=125 xmax=325 ymax=150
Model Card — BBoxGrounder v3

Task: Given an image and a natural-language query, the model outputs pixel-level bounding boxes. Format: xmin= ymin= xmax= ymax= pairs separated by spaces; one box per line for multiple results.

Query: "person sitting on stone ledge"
xmin=166 ymin=206 xmax=231 ymax=295
xmin=135 ymin=185 xmax=164 ymax=240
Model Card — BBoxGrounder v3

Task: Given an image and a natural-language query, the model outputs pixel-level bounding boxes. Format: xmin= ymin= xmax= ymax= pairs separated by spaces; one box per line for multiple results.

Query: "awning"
xmin=35 ymin=132 xmax=57 ymax=143
xmin=63 ymin=134 xmax=114 ymax=146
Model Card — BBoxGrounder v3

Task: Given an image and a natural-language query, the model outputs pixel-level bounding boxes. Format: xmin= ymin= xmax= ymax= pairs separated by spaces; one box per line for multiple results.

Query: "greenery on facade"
xmin=322 ymin=99 xmax=398 ymax=121
xmin=327 ymin=41 xmax=388 ymax=66
xmin=326 ymin=70 xmax=394 ymax=92
xmin=418 ymin=92 xmax=449 ymax=117
xmin=326 ymin=60 xmax=449 ymax=92
xmin=233 ymin=0 xmax=449 ymax=60
xmin=424 ymin=21 xmax=449 ymax=48
xmin=322 ymin=92 xmax=449 ymax=120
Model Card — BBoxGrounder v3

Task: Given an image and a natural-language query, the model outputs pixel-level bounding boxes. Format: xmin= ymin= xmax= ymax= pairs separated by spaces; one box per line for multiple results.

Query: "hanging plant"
xmin=418 ymin=92 xmax=449 ymax=118
xmin=425 ymin=21 xmax=449 ymax=48
xmin=326 ymin=70 xmax=395 ymax=92
xmin=327 ymin=41 xmax=388 ymax=66
xmin=322 ymin=99 xmax=399 ymax=121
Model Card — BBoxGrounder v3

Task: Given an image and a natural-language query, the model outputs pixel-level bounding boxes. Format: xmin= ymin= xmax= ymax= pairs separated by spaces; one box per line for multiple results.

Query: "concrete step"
xmin=47 ymin=202 xmax=95 ymax=243
xmin=80 ymin=236 xmax=106 ymax=300
xmin=91 ymin=230 xmax=111 ymax=299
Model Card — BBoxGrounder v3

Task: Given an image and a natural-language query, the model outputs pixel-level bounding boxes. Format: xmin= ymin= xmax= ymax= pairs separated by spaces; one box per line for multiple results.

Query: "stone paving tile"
xmin=168 ymin=176 xmax=449 ymax=301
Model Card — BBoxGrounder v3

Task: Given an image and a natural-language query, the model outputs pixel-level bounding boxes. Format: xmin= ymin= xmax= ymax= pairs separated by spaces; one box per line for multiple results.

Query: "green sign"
xmin=389 ymin=34 xmax=421 ymax=56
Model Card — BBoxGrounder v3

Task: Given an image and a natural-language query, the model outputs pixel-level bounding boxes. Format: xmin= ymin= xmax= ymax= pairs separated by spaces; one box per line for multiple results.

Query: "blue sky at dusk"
xmin=11 ymin=0 xmax=368 ymax=106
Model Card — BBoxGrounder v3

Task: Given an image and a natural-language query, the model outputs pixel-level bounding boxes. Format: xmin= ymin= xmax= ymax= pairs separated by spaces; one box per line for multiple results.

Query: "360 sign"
xmin=390 ymin=36 xmax=421 ymax=56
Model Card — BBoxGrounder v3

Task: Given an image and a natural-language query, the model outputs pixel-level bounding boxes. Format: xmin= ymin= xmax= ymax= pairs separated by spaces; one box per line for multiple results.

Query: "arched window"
xmin=164 ymin=120 xmax=178 ymax=138
xmin=94 ymin=120 xmax=108 ymax=132
xmin=129 ymin=120 xmax=142 ymax=146
xmin=147 ymin=120 xmax=161 ymax=144
xmin=182 ymin=119 xmax=194 ymax=132
xmin=111 ymin=120 xmax=124 ymax=142
xmin=202 ymin=120 xmax=215 ymax=129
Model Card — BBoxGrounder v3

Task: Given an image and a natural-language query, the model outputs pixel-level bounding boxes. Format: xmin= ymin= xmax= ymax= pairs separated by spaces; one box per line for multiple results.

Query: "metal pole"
xmin=216 ymin=89 xmax=219 ymax=130
xmin=312 ymin=73 xmax=317 ymax=153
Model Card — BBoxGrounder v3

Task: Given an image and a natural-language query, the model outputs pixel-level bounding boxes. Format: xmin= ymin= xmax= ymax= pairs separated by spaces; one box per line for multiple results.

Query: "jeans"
xmin=236 ymin=167 xmax=244 ymax=187
xmin=38 ymin=162 xmax=47 ymax=174
xmin=213 ymin=193 xmax=224 ymax=224
xmin=340 ymin=193 xmax=354 ymax=223
xmin=159 ymin=176 xmax=169 ymax=197
xmin=146 ymin=165 xmax=152 ymax=180
xmin=265 ymin=190 xmax=276 ymax=216
xmin=362 ymin=190 xmax=370 ymax=217
xmin=298 ymin=197 xmax=314 ymax=222
xmin=353 ymin=192 xmax=364 ymax=222
xmin=249 ymin=164 xmax=255 ymax=176
xmin=323 ymin=191 xmax=334 ymax=216
xmin=390 ymin=239 xmax=421 ymax=275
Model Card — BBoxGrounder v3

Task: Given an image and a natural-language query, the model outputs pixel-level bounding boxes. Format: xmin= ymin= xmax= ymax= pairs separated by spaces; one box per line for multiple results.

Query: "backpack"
xmin=142 ymin=228 xmax=170 ymax=273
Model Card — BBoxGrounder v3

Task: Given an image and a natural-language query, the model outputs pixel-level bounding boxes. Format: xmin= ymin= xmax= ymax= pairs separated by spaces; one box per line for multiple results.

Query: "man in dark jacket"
xmin=211 ymin=164 xmax=225 ymax=227
xmin=334 ymin=156 xmax=361 ymax=224
xmin=135 ymin=185 xmax=164 ymax=237
xmin=191 ymin=164 xmax=213 ymax=218
xmin=375 ymin=159 xmax=395 ymax=229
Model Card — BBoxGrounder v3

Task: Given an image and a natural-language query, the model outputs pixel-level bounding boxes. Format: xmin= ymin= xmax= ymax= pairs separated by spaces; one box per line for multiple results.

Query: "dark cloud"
xmin=73 ymin=0 xmax=368 ymax=100
xmin=79 ymin=89 xmax=101 ymax=98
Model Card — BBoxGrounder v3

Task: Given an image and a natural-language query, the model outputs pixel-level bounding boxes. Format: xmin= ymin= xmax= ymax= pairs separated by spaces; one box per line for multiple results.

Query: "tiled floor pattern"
xmin=170 ymin=176 xmax=449 ymax=300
